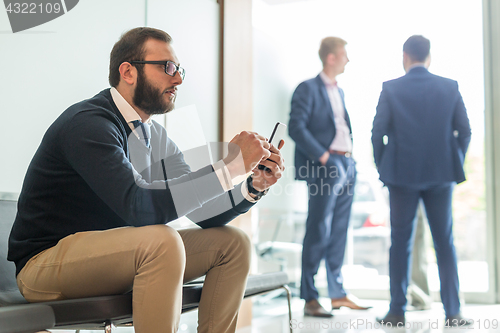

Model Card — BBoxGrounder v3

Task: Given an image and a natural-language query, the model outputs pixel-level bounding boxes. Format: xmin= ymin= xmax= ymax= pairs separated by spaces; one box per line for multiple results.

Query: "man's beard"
xmin=133 ymin=69 xmax=175 ymax=115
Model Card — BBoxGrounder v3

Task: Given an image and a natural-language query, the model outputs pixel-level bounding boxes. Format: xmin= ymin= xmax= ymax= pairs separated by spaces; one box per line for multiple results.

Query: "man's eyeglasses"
xmin=130 ymin=60 xmax=185 ymax=80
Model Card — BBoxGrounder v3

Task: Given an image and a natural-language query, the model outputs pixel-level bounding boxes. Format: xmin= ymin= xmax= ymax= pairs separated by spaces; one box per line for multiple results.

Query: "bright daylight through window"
xmin=252 ymin=0 xmax=486 ymax=297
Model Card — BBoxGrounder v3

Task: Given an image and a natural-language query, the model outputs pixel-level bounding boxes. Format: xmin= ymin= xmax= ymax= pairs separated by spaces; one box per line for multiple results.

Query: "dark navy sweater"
xmin=8 ymin=89 xmax=254 ymax=275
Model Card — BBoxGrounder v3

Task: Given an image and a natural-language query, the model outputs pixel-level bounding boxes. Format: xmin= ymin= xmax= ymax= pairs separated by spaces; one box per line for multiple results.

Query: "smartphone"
xmin=268 ymin=122 xmax=287 ymax=148
xmin=258 ymin=122 xmax=287 ymax=171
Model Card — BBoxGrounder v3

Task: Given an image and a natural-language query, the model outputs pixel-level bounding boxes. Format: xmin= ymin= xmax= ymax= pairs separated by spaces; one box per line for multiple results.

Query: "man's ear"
xmin=403 ymin=52 xmax=410 ymax=71
xmin=424 ymin=54 xmax=431 ymax=69
xmin=327 ymin=52 xmax=336 ymax=65
xmin=118 ymin=62 xmax=136 ymax=86
xmin=403 ymin=52 xmax=409 ymax=63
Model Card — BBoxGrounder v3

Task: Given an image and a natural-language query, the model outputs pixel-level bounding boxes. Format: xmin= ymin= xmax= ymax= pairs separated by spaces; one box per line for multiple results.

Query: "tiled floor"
xmin=50 ymin=296 xmax=500 ymax=332
xmin=237 ymin=297 xmax=500 ymax=333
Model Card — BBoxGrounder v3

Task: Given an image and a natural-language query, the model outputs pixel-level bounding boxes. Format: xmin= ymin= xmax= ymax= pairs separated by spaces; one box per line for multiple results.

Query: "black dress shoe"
xmin=304 ymin=299 xmax=333 ymax=318
xmin=445 ymin=313 xmax=473 ymax=327
xmin=376 ymin=312 xmax=405 ymax=327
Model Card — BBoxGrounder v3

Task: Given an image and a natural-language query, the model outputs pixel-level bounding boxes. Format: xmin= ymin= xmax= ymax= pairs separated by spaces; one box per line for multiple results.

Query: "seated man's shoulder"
xmin=69 ymin=89 xmax=115 ymax=116
xmin=59 ymin=89 xmax=120 ymax=126
xmin=48 ymin=89 xmax=125 ymax=146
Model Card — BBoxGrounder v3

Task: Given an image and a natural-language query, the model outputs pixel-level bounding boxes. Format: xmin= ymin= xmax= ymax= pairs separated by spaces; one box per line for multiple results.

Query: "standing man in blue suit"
xmin=289 ymin=37 xmax=369 ymax=317
xmin=372 ymin=35 xmax=472 ymax=327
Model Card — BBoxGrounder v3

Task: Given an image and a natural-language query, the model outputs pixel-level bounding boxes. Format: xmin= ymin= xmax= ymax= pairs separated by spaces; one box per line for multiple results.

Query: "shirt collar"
xmin=319 ymin=71 xmax=338 ymax=88
xmin=110 ymin=87 xmax=151 ymax=125
xmin=407 ymin=63 xmax=426 ymax=72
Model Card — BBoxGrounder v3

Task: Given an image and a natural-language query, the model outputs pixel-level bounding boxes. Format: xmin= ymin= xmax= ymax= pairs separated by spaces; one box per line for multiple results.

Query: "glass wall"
xmin=252 ymin=0 xmax=487 ymax=300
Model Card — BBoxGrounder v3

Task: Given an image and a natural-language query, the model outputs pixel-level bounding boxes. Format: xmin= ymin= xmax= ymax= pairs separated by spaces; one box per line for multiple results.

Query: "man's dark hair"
xmin=109 ymin=27 xmax=172 ymax=87
xmin=403 ymin=35 xmax=430 ymax=62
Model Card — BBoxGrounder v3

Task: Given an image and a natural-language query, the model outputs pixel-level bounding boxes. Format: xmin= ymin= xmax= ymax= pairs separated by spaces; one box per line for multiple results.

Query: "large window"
xmin=253 ymin=0 xmax=487 ymax=300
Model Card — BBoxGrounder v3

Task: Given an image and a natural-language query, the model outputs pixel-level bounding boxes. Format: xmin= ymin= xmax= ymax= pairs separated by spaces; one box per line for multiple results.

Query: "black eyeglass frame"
xmin=130 ymin=60 xmax=185 ymax=80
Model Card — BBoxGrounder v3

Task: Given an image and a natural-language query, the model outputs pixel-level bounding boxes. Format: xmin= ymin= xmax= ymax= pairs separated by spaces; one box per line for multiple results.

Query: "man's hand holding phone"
xmin=252 ymin=122 xmax=286 ymax=192
xmin=252 ymin=140 xmax=285 ymax=192
xmin=223 ymin=131 xmax=271 ymax=179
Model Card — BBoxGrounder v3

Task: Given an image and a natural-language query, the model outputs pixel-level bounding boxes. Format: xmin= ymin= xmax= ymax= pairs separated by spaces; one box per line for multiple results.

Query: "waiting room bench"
xmin=0 ymin=192 xmax=292 ymax=332
xmin=0 ymin=304 xmax=55 ymax=333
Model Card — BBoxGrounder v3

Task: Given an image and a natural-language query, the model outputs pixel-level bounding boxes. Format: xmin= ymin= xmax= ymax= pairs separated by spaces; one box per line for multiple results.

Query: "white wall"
xmin=0 ymin=0 xmax=219 ymax=193
xmin=149 ymin=0 xmax=220 ymax=145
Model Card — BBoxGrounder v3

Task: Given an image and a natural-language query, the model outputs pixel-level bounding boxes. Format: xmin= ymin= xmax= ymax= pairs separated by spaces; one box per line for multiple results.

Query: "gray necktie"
xmin=131 ymin=120 xmax=151 ymax=148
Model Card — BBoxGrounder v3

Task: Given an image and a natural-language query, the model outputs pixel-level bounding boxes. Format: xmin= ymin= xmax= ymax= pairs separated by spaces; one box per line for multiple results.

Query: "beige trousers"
xmin=17 ymin=224 xmax=251 ymax=333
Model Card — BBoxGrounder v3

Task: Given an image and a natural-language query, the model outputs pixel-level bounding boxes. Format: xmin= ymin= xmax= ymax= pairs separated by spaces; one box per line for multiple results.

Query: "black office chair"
xmin=0 ymin=193 xmax=56 ymax=333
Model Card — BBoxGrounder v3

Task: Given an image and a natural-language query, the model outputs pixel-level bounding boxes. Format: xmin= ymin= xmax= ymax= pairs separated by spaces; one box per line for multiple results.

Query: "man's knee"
xmin=135 ymin=225 xmax=186 ymax=268
xmin=219 ymin=226 xmax=252 ymax=270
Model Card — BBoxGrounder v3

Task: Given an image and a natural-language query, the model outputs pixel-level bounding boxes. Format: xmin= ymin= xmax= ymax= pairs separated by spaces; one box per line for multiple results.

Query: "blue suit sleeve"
xmin=372 ymin=84 xmax=391 ymax=167
xmin=289 ymin=82 xmax=328 ymax=161
xmin=452 ymin=83 xmax=471 ymax=156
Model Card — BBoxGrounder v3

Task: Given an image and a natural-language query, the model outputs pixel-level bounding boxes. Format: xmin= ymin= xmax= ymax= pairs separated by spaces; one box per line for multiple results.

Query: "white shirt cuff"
xmin=213 ymin=160 xmax=234 ymax=192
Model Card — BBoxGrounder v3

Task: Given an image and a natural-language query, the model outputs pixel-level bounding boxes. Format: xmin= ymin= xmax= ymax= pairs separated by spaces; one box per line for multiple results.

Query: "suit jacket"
xmin=289 ymin=75 xmax=352 ymax=181
xmin=371 ymin=66 xmax=471 ymax=186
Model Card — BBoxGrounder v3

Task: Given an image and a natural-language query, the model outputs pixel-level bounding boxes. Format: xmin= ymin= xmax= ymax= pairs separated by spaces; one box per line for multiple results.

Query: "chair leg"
xmin=281 ymin=285 xmax=293 ymax=333
xmin=104 ymin=320 xmax=113 ymax=333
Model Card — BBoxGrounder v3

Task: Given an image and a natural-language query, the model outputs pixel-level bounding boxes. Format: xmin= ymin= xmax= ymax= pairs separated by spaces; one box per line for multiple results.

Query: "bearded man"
xmin=8 ymin=27 xmax=284 ymax=333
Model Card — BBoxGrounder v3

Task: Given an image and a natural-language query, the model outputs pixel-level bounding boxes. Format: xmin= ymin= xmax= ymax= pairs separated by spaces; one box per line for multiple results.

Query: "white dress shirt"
xmin=319 ymin=72 xmax=352 ymax=153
